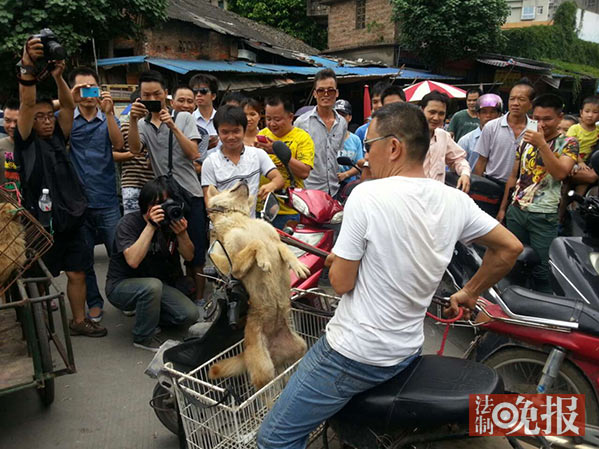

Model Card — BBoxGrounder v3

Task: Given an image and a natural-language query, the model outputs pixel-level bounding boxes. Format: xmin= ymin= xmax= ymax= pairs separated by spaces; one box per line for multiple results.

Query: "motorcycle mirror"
xmin=273 ymin=141 xmax=292 ymax=165
xmin=337 ymin=156 xmax=354 ymax=166
xmin=207 ymin=240 xmax=232 ymax=278
xmin=591 ymin=150 xmax=599 ymax=174
xmin=261 ymin=193 xmax=280 ymax=223
xmin=337 ymin=156 xmax=362 ymax=174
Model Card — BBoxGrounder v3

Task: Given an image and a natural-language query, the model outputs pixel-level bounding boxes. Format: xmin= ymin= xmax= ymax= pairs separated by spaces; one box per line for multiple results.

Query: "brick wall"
xmin=144 ymin=20 xmax=237 ymax=60
xmin=327 ymin=0 xmax=396 ymax=50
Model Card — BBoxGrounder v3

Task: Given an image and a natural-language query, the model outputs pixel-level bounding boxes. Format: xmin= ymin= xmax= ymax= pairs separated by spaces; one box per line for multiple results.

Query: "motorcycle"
xmin=441 ymin=152 xmax=599 ymax=307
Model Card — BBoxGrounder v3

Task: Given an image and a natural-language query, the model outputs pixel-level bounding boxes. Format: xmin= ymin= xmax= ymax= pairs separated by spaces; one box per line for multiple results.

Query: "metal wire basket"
xmin=165 ymin=308 xmax=331 ymax=449
xmin=0 ymin=187 xmax=53 ymax=297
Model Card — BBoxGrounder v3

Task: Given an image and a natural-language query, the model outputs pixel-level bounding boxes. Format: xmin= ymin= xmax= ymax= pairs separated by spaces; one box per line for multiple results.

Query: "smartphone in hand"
xmin=140 ymin=100 xmax=162 ymax=113
xmin=81 ymin=87 xmax=100 ymax=98
xmin=256 ymin=135 xmax=269 ymax=144
xmin=526 ymin=120 xmax=538 ymax=132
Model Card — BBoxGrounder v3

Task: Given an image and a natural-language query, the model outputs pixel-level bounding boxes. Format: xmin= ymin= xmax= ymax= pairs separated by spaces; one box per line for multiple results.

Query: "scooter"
xmin=326 ymin=284 xmax=599 ymax=448
xmin=443 ymin=152 xmax=599 ymax=309
xmin=271 ymin=141 xmax=343 ymax=309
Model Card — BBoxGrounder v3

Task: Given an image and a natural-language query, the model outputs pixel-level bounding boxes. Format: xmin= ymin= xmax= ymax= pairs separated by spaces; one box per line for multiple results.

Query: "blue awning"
xmin=97 ymin=56 xmax=456 ymax=80
xmin=97 ymin=56 xmax=147 ymax=66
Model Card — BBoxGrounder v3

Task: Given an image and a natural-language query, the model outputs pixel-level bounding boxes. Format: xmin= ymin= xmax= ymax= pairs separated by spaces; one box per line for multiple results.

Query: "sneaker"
xmin=70 ymin=319 xmax=108 ymax=337
xmin=122 ymin=309 xmax=136 ymax=317
xmin=133 ymin=335 xmax=164 ymax=352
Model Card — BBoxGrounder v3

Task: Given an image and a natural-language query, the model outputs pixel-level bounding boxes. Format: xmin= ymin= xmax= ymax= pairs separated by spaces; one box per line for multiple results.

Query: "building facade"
xmin=323 ymin=0 xmax=397 ymax=65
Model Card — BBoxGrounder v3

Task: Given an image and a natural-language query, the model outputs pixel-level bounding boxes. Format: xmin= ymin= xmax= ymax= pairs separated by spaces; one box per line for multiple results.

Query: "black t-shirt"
xmin=14 ymin=125 xmax=65 ymax=216
xmin=105 ymin=212 xmax=183 ymax=295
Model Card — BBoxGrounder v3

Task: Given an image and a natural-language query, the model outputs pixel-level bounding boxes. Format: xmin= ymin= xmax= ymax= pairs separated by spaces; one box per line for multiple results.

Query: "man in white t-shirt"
xmin=201 ymin=105 xmax=284 ymax=217
xmin=257 ymin=102 xmax=523 ymax=449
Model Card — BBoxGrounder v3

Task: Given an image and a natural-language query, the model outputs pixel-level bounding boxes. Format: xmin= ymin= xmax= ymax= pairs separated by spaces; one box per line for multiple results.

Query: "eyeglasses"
xmin=193 ymin=87 xmax=211 ymax=95
xmin=34 ymin=113 xmax=56 ymax=123
xmin=363 ymin=134 xmax=399 ymax=153
xmin=315 ymin=87 xmax=337 ymax=96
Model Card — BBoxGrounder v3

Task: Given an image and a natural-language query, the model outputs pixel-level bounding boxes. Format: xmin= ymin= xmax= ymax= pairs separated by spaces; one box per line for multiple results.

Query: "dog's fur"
xmin=0 ymin=203 xmax=26 ymax=286
xmin=206 ymin=183 xmax=310 ymax=389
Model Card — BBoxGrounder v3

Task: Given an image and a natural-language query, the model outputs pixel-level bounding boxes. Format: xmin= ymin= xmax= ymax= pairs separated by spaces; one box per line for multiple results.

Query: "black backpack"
xmin=37 ymin=139 xmax=88 ymax=233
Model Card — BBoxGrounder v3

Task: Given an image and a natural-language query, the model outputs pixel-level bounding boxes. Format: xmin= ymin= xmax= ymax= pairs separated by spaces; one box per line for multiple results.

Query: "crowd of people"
xmin=1 ymin=35 xmax=597 ymax=351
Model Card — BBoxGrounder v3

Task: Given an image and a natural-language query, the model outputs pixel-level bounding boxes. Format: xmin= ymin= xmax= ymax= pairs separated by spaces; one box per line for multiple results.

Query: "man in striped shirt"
xmin=113 ymin=90 xmax=155 ymax=216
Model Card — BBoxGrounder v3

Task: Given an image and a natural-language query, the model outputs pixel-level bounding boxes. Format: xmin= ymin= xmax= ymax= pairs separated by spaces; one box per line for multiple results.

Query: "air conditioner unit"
xmin=521 ymin=6 xmax=536 ymax=20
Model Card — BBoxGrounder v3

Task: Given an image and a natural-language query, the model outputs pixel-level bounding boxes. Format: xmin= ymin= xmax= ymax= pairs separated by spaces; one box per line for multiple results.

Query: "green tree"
xmin=392 ymin=0 xmax=509 ymax=67
xmin=0 ymin=0 xmax=167 ymax=94
xmin=228 ymin=0 xmax=327 ymax=50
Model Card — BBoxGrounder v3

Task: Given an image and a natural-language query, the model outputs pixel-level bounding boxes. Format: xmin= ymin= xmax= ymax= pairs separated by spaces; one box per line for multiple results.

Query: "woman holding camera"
xmin=105 ymin=178 xmax=199 ymax=351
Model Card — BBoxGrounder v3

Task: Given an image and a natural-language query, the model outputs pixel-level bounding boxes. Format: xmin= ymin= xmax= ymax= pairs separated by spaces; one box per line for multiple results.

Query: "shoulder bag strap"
xmin=167 ymin=110 xmax=179 ymax=176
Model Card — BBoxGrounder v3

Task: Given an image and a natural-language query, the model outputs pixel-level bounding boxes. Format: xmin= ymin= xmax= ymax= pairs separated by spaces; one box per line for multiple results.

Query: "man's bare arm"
xmin=447 ymin=225 xmax=522 ymax=316
xmin=327 ymin=253 xmax=360 ymax=296
xmin=473 ymin=155 xmax=487 ymax=176
xmin=17 ymin=39 xmax=43 ymax=140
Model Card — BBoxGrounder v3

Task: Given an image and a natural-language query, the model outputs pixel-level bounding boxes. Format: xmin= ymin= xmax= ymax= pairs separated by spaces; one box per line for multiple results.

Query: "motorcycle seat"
xmin=502 ymin=285 xmax=599 ymax=337
xmin=332 ymin=355 xmax=503 ymax=431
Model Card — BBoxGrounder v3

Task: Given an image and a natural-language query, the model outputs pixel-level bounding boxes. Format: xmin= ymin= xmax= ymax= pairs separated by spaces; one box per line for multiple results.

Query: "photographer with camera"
xmin=14 ymin=33 xmax=107 ymax=337
xmin=106 ymin=178 xmax=199 ymax=351
xmin=127 ymin=71 xmax=209 ymax=305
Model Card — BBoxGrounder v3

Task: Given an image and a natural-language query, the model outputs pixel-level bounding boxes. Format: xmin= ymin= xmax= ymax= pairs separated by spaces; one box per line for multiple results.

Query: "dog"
xmin=0 ymin=202 xmax=26 ymax=287
xmin=205 ymin=182 xmax=310 ymax=389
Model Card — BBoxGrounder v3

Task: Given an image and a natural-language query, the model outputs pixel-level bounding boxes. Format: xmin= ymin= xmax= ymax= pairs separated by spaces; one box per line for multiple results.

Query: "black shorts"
xmin=185 ymin=196 xmax=207 ymax=266
xmin=43 ymin=226 xmax=92 ymax=277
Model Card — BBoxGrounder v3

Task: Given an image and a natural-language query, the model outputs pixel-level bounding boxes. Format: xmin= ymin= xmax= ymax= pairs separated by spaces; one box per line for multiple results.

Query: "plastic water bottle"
xmin=38 ymin=188 xmax=52 ymax=228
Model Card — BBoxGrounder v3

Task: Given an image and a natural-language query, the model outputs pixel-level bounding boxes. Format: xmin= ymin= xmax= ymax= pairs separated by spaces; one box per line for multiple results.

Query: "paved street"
xmin=0 ymin=246 xmax=517 ymax=449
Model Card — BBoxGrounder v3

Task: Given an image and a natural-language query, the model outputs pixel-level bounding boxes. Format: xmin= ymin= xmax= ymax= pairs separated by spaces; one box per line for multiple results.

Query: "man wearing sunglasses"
xmin=295 ymin=68 xmax=347 ymax=198
xmin=257 ymin=102 xmax=522 ymax=448
xmin=189 ymin=74 xmax=219 ymax=150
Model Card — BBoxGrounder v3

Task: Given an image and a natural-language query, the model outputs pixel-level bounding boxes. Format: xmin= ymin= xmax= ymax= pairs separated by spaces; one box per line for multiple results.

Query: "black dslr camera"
xmin=160 ymin=199 xmax=184 ymax=226
xmin=33 ymin=28 xmax=66 ymax=61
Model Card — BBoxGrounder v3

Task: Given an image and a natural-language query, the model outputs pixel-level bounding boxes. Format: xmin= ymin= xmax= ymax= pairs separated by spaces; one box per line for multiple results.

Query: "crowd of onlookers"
xmin=1 ymin=35 xmax=597 ymax=350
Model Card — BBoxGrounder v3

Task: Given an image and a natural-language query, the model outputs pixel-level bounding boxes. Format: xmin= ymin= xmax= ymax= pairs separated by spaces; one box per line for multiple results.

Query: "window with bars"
xmin=587 ymin=0 xmax=597 ymax=8
xmin=356 ymin=0 xmax=366 ymax=29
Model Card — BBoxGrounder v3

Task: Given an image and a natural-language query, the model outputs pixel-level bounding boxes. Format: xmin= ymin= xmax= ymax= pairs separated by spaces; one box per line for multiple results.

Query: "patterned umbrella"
xmin=403 ymin=81 xmax=466 ymax=102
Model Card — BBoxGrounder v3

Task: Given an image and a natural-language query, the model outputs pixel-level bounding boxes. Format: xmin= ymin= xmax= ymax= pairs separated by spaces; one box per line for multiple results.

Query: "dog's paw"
xmin=292 ymin=261 xmax=310 ymax=279
xmin=257 ymin=259 xmax=272 ymax=272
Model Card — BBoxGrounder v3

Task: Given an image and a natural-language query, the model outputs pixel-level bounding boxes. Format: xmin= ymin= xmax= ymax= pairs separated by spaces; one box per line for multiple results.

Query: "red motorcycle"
xmin=271 ymin=141 xmax=342 ymax=308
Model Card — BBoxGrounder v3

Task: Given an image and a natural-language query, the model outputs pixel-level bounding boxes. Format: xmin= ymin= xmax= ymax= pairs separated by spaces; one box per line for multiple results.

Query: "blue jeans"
xmin=107 ymin=278 xmax=199 ymax=341
xmin=257 ymin=336 xmax=420 ymax=449
xmin=271 ymin=213 xmax=299 ymax=230
xmin=82 ymin=205 xmax=121 ymax=310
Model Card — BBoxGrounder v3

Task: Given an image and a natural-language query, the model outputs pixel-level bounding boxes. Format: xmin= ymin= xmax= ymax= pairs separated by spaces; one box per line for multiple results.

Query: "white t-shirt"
xmin=201 ymin=145 xmax=277 ymax=216
xmin=326 ymin=176 xmax=498 ymax=366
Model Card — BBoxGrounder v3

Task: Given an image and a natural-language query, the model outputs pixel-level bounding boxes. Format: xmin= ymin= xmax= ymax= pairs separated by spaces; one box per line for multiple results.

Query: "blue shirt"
xmin=457 ymin=127 xmax=482 ymax=169
xmin=338 ymin=133 xmax=364 ymax=182
xmin=69 ymin=107 xmax=119 ymax=208
xmin=355 ymin=121 xmax=370 ymax=145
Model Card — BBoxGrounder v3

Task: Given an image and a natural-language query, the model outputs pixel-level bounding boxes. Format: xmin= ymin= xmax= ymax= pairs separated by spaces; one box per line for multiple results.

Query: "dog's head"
xmin=206 ymin=182 xmax=254 ymax=217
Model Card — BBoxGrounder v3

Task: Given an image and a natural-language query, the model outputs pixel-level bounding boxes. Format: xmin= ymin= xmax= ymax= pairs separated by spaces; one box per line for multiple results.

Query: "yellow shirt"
xmin=567 ymin=123 xmax=599 ymax=161
xmin=258 ymin=127 xmax=315 ymax=215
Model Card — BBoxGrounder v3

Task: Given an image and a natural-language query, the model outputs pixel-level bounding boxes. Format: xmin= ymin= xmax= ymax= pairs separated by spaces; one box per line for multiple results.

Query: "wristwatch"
xmin=16 ymin=61 xmax=37 ymax=85
xmin=16 ymin=60 xmax=36 ymax=77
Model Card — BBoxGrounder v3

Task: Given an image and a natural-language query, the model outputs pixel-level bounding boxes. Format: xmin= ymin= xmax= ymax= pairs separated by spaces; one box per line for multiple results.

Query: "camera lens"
xmin=47 ymin=41 xmax=66 ymax=60
xmin=168 ymin=205 xmax=184 ymax=221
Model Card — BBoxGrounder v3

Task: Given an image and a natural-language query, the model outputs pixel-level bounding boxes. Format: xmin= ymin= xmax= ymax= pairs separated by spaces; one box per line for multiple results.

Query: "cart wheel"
xmin=30 ymin=286 xmax=55 ymax=406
